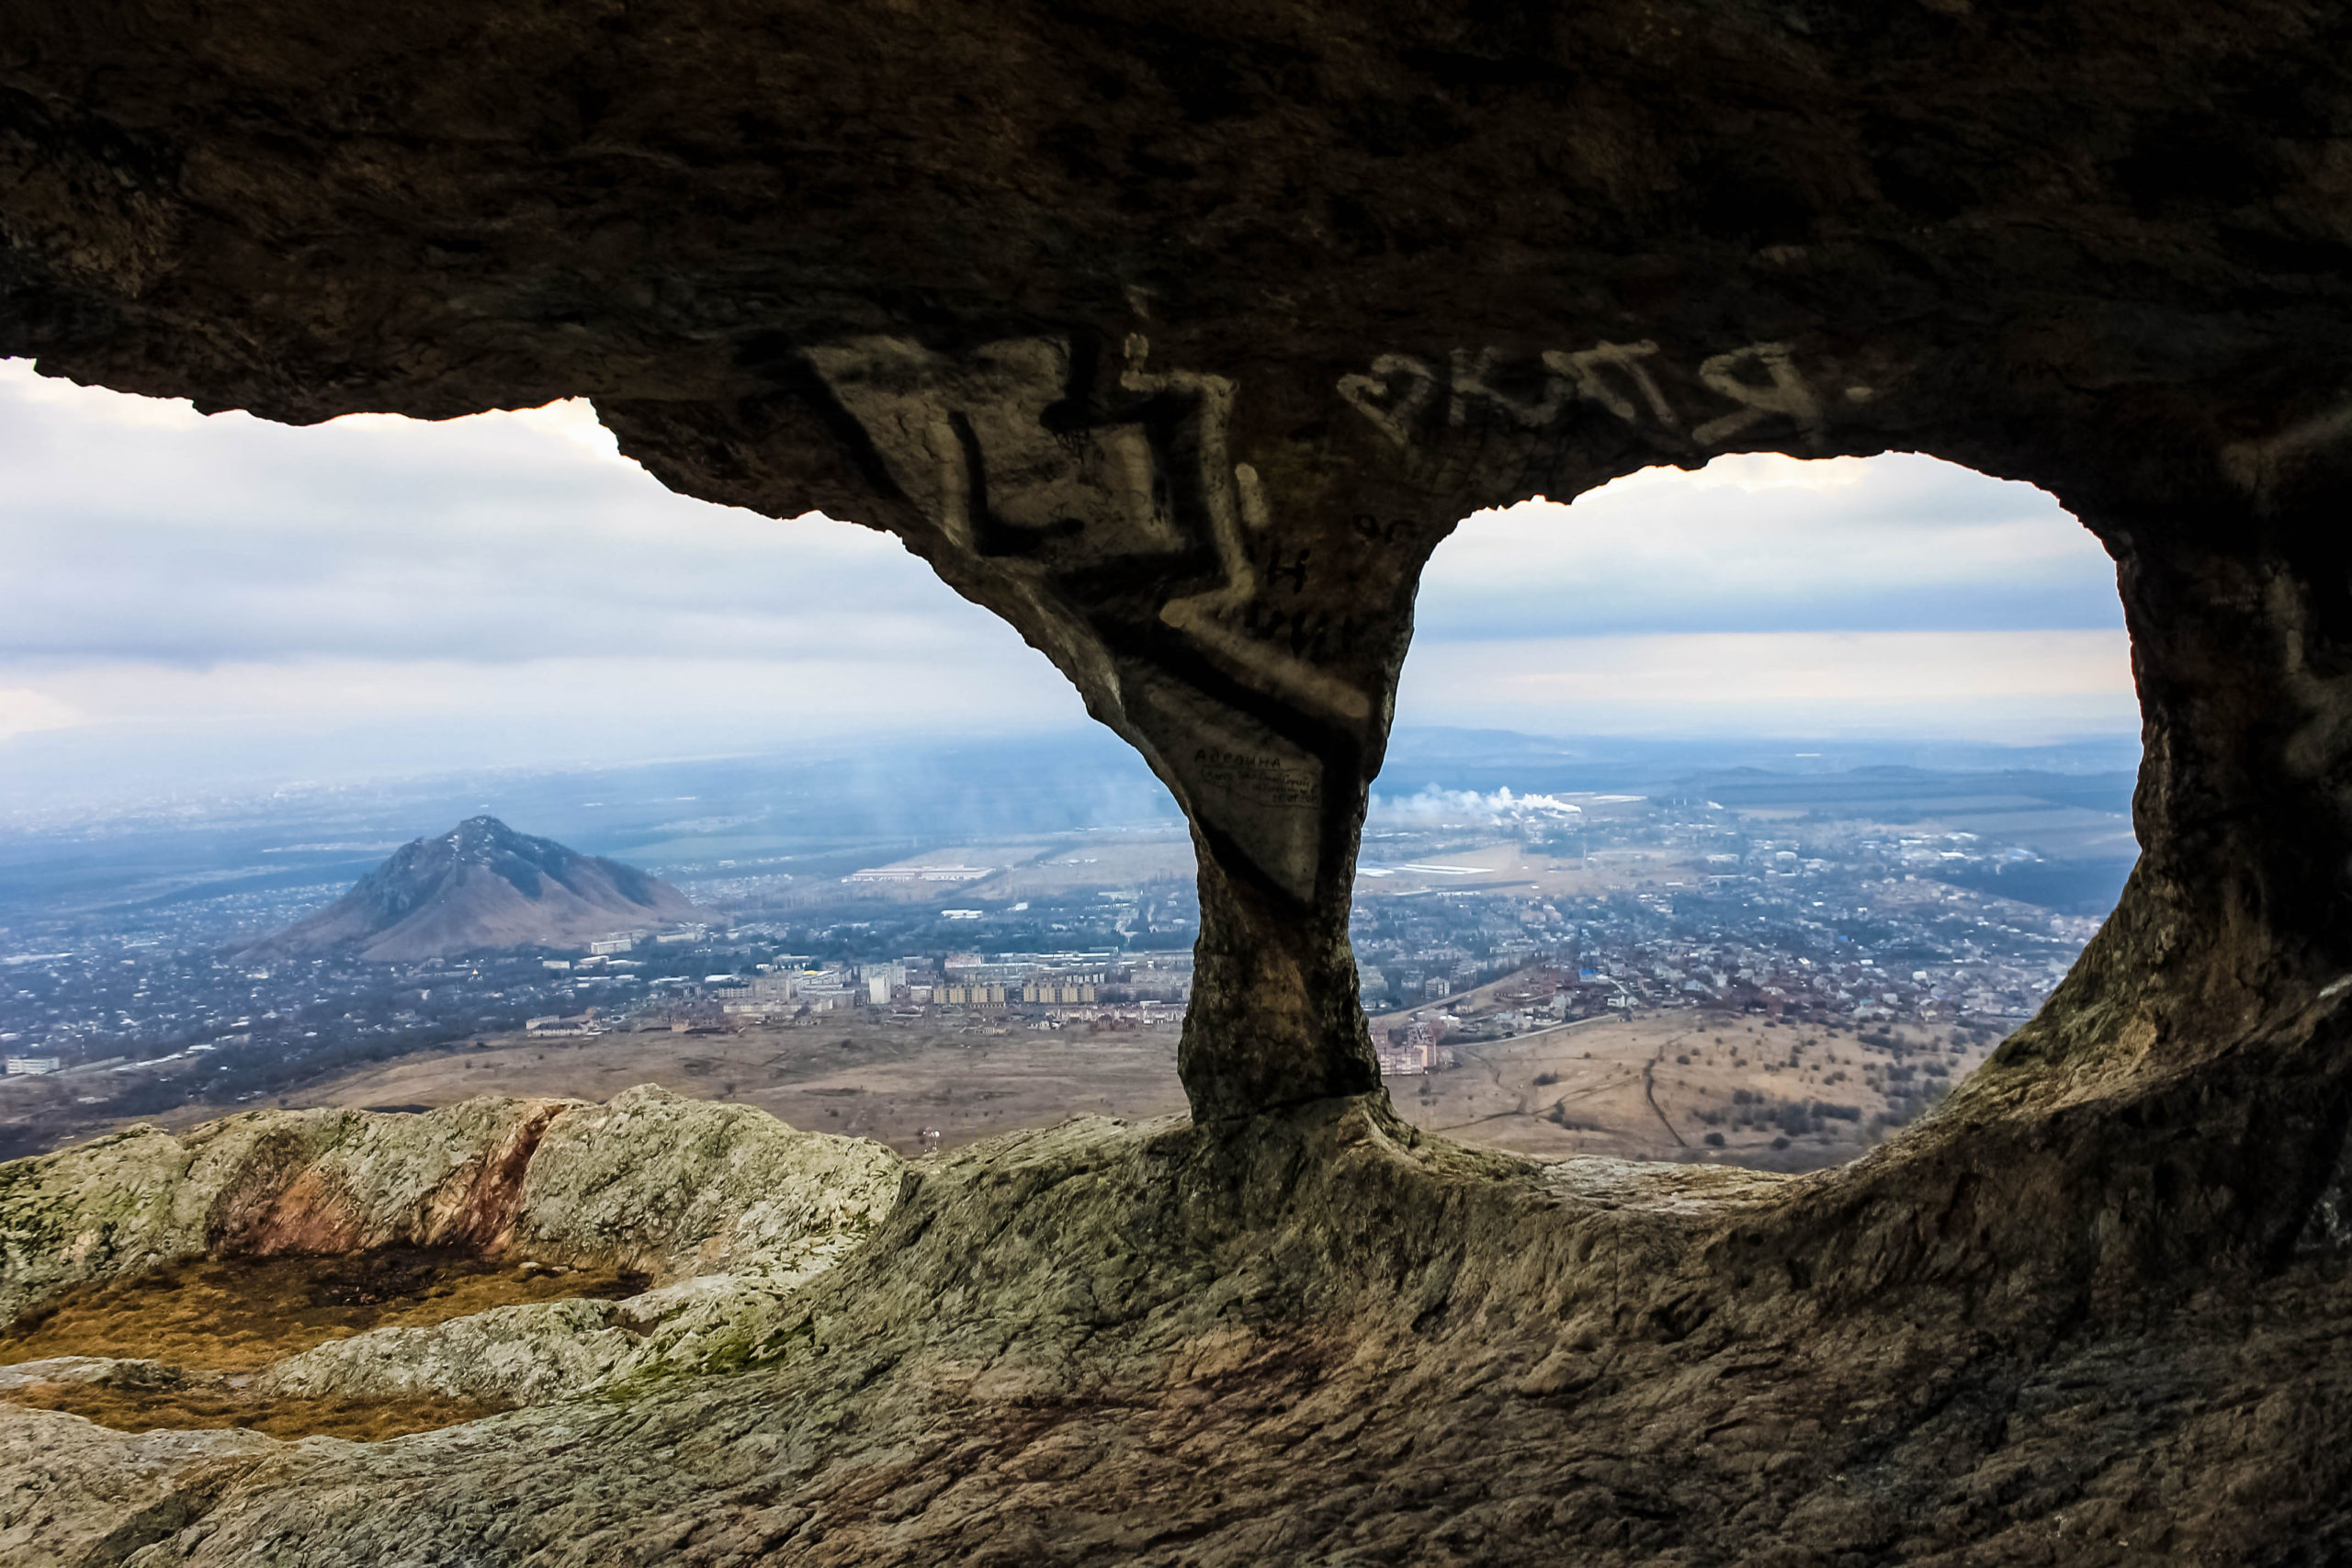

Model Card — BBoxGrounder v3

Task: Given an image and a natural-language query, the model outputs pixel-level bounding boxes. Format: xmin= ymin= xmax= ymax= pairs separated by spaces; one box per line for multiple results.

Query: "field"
xmin=1387 ymin=1010 xmax=1991 ymax=1169
xmin=8 ymin=1002 xmax=1989 ymax=1173
xmin=840 ymin=834 xmax=1197 ymax=903
xmin=275 ymin=1015 xmax=1192 ymax=1158
xmin=1357 ymin=840 xmax=1709 ymax=900
xmin=58 ymin=999 xmax=1986 ymax=1178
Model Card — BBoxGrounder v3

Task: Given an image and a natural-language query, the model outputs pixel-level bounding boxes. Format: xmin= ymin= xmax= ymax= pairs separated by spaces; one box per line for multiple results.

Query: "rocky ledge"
xmin=1 ymin=1089 xmax=898 ymax=1427
xmin=6 ymin=1087 xmax=2349 ymax=1565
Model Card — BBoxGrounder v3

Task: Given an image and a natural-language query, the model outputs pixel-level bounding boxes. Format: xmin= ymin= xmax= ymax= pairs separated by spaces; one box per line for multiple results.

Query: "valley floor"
xmin=241 ymin=1017 xmax=1192 ymax=1159
xmin=12 ymin=1005 xmax=1985 ymax=1173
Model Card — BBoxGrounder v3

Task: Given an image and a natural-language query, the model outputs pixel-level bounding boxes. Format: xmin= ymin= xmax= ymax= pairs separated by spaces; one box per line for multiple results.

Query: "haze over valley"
xmin=0 ymin=361 xmax=2142 ymax=1162
xmin=0 ymin=726 xmax=2137 ymax=1168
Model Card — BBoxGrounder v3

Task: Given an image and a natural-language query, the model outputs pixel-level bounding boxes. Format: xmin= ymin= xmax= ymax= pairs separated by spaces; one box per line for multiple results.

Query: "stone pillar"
xmin=797 ymin=333 xmax=1426 ymax=1122
xmin=775 ymin=327 xmax=1958 ymax=1124
xmin=2113 ymin=512 xmax=2352 ymax=1002
xmin=2111 ymin=486 xmax=2352 ymax=1247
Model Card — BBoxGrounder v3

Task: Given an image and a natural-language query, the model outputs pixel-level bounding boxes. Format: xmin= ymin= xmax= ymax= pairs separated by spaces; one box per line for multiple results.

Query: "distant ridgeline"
xmin=250 ymin=817 xmax=698 ymax=963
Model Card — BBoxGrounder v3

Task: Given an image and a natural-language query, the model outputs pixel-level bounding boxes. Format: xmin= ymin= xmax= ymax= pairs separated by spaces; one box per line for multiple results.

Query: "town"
xmin=0 ymin=762 xmax=2124 ymax=1165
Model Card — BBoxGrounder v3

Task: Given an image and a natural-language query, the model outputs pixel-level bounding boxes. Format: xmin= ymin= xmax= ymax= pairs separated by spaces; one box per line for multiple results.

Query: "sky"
xmin=0 ymin=357 xmax=2135 ymax=815
xmin=1406 ymin=455 xmax=2132 ymax=739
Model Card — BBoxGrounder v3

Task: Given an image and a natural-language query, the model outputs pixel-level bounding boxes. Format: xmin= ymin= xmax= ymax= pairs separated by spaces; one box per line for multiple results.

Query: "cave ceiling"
xmin=6 ymin=0 xmax=2348 ymax=512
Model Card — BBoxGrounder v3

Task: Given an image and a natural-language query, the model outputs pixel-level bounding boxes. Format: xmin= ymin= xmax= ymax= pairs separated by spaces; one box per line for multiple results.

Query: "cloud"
xmin=1395 ymin=630 xmax=2138 ymax=740
xmin=0 ymin=359 xmax=1088 ymax=767
xmin=0 ymin=357 xmax=2141 ymax=811
xmin=0 ymin=687 xmax=79 ymax=742
xmin=1415 ymin=452 xmax=2121 ymax=639
xmin=0 ymin=364 xmax=978 ymax=667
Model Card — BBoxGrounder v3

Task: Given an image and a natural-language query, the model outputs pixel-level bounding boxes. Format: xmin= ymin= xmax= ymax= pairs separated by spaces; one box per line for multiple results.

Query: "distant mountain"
xmin=254 ymin=817 xmax=697 ymax=961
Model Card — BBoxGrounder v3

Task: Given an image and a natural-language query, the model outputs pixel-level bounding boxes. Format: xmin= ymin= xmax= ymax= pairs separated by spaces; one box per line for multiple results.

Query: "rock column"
xmin=798 ymin=333 xmax=1431 ymax=1122
xmin=2101 ymin=479 xmax=2352 ymax=1253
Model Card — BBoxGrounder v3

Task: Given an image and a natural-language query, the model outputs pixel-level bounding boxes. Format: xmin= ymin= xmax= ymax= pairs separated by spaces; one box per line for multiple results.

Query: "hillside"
xmin=255 ymin=817 xmax=695 ymax=961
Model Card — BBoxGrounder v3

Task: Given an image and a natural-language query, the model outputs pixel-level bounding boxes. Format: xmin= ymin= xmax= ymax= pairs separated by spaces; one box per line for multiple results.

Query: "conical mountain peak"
xmin=254 ymin=819 xmax=698 ymax=962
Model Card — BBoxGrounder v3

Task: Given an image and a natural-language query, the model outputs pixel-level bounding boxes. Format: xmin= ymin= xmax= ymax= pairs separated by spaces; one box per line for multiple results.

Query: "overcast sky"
xmin=0 ymin=357 xmax=2134 ymax=811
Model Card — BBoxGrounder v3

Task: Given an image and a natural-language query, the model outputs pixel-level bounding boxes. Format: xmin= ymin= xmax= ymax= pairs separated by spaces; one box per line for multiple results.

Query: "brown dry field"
xmin=262 ymin=1004 xmax=1981 ymax=1173
xmin=1386 ymin=1010 xmax=1992 ymax=1169
xmin=277 ymin=1016 xmax=1193 ymax=1157
xmin=2 ymin=1382 xmax=500 ymax=1441
xmin=24 ymin=1003 xmax=1985 ymax=1173
xmin=3 ymin=1249 xmax=646 ymax=1372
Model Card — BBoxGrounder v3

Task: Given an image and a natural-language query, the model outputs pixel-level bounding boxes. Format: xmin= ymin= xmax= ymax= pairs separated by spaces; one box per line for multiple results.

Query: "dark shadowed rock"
xmin=255 ymin=817 xmax=696 ymax=961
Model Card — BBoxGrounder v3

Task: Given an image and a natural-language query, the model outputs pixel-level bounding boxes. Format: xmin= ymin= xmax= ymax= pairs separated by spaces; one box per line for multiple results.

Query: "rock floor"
xmin=8 ymin=1097 xmax=2349 ymax=1564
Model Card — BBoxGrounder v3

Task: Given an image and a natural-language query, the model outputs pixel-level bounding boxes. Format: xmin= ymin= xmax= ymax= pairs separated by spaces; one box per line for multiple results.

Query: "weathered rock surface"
xmin=250 ymin=1296 xmax=640 ymax=1406
xmin=0 ymin=1408 xmax=274 ymax=1568
xmin=2 ymin=1088 xmax=901 ymax=1419
xmin=508 ymin=1086 xmax=899 ymax=1288
xmin=0 ymin=1094 xmax=572 ymax=1325
xmin=0 ymin=1087 xmax=899 ymax=1329
xmin=211 ymin=1089 xmax=908 ymax=1406
xmin=10 ymin=1101 xmax=2346 ymax=1564
xmin=0 ymin=1357 xmax=187 ymax=1396
xmin=5 ymin=1 xmax=2352 ymax=1558
xmin=249 ymin=1270 xmax=845 ymax=1407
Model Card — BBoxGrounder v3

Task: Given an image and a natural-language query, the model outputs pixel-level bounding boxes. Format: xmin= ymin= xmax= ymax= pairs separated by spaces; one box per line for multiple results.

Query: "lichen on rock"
xmin=3 ymin=1089 xmax=901 ymax=1421
xmin=253 ymin=1297 xmax=639 ymax=1406
xmin=506 ymin=1084 xmax=900 ymax=1286
xmin=0 ymin=1407 xmax=276 ymax=1568
xmin=7 ymin=0 xmax=2352 ymax=1555
xmin=0 ymin=1088 xmax=899 ymax=1335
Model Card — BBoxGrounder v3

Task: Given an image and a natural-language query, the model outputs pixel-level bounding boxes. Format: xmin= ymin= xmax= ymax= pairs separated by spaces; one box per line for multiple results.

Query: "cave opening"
xmin=1355 ymin=452 xmax=2142 ymax=1172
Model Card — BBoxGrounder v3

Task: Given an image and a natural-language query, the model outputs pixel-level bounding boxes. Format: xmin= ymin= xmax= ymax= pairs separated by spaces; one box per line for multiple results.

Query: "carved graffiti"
xmin=808 ymin=333 xmax=1359 ymax=897
xmin=1127 ymin=671 xmax=1324 ymax=903
xmin=1690 ymin=342 xmax=1825 ymax=446
xmin=808 ymin=333 xmax=1374 ymax=731
xmin=1444 ymin=341 xmax=1680 ymax=433
xmin=806 ymin=335 xmax=1186 ymax=558
xmin=1338 ymin=338 xmax=1831 ymax=451
xmin=1335 ymin=354 xmax=1440 ymax=451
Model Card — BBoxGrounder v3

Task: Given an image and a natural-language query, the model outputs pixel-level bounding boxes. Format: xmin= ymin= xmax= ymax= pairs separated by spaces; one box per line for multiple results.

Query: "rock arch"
xmin=6 ymin=3 xmax=2351 ymax=1554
